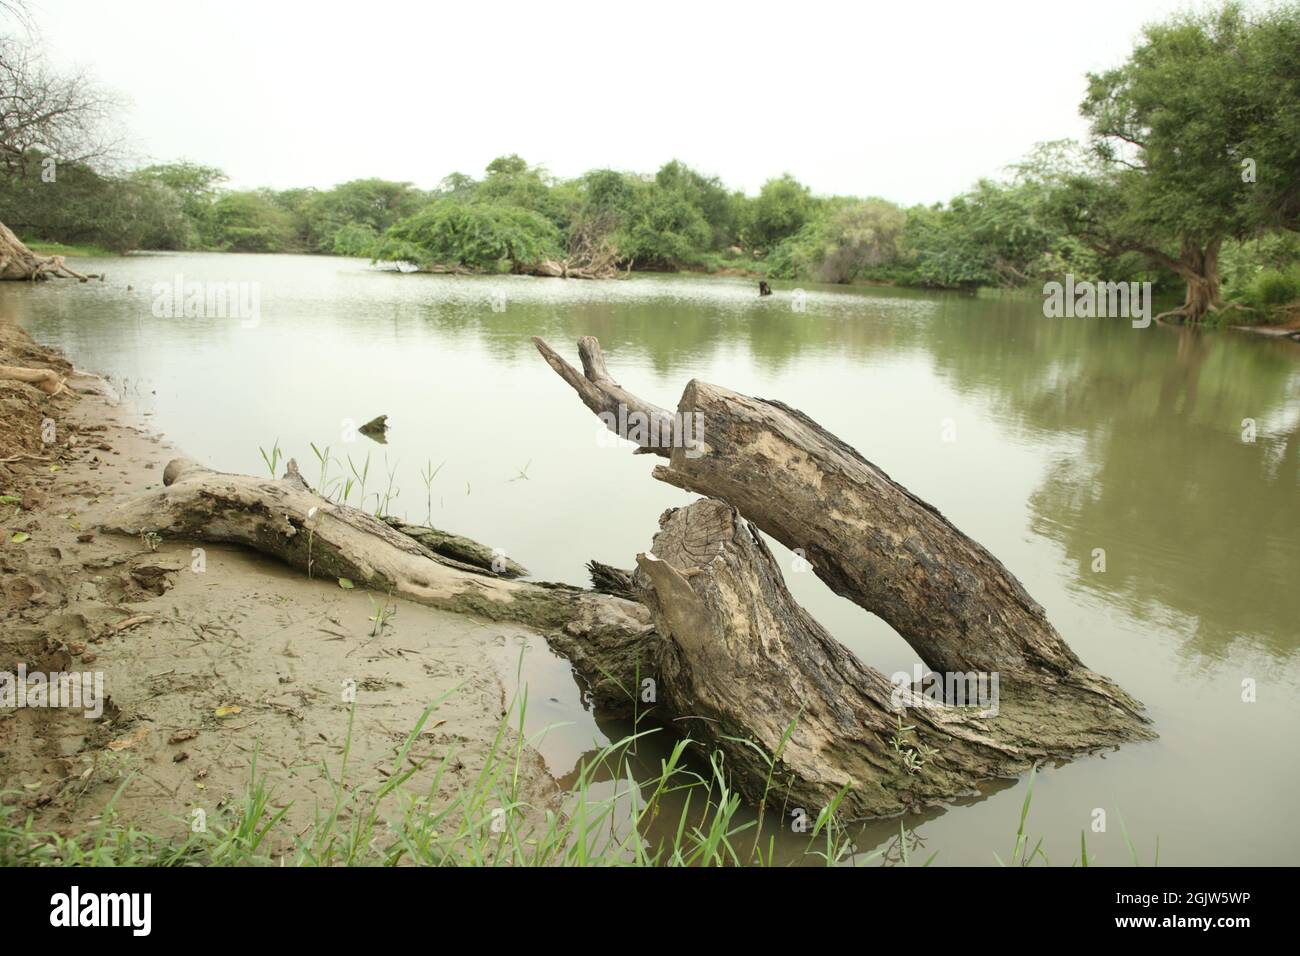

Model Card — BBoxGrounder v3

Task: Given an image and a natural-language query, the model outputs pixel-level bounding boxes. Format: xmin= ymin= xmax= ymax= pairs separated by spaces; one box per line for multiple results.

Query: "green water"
xmin=5 ymin=252 xmax=1298 ymax=865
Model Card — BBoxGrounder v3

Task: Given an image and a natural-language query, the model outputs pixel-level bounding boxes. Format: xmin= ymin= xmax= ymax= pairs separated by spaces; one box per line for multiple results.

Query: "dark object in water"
xmin=758 ymin=281 xmax=772 ymax=297
xmin=358 ymin=415 xmax=388 ymax=443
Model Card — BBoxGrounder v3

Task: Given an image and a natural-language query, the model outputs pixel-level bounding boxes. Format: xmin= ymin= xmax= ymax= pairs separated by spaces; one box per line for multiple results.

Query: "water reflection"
xmin=5 ymin=252 xmax=1299 ymax=864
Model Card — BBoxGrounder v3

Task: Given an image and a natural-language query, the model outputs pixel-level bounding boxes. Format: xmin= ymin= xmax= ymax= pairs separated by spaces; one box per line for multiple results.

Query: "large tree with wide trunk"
xmin=1062 ymin=2 xmax=1300 ymax=323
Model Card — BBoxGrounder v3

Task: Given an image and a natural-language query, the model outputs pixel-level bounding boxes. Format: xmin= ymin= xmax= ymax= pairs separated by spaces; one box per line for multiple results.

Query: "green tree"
xmin=746 ymin=174 xmax=813 ymax=250
xmin=133 ymin=161 xmax=226 ymax=244
xmin=475 ymin=155 xmax=574 ymax=233
xmin=1066 ymin=2 xmax=1300 ymax=321
xmin=771 ymin=197 xmax=907 ymax=283
xmin=615 ymin=176 xmax=711 ymax=268
xmin=654 ymin=160 xmax=736 ymax=249
xmin=293 ymin=178 xmax=426 ymax=253
xmin=372 ymin=200 xmax=561 ymax=271
xmin=207 ymin=190 xmax=295 ymax=252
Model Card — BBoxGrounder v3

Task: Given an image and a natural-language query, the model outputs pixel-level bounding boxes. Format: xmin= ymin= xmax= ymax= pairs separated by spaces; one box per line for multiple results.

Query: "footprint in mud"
xmin=92 ymin=563 xmax=180 ymax=602
xmin=41 ymin=612 xmax=94 ymax=648
xmin=1 ymin=572 xmax=56 ymax=607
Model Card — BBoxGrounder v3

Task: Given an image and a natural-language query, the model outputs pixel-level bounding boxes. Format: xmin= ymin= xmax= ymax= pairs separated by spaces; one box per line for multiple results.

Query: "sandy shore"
xmin=0 ymin=321 xmax=562 ymax=852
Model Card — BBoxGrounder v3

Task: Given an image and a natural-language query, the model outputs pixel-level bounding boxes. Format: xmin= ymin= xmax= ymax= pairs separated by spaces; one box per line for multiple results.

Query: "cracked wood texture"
xmin=635 ymin=499 xmax=1150 ymax=819
xmin=538 ymin=337 xmax=1152 ymax=818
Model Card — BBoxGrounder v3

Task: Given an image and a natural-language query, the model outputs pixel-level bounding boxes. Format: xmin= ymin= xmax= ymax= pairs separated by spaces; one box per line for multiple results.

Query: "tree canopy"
xmin=3 ymin=1 xmax=1297 ymax=321
xmin=1059 ymin=1 xmax=1300 ymax=320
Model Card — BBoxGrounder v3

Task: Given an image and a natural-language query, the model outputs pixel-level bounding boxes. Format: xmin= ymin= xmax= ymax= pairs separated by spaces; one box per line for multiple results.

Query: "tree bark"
xmin=634 ymin=499 xmax=1149 ymax=818
xmin=381 ymin=516 xmax=529 ymax=578
xmin=535 ymin=336 xmax=1152 ymax=816
xmin=1151 ymin=237 xmax=1224 ymax=324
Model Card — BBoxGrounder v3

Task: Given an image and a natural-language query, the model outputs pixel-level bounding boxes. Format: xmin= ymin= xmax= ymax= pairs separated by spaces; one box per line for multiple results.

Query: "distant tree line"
xmin=3 ymin=2 xmax=1297 ymax=322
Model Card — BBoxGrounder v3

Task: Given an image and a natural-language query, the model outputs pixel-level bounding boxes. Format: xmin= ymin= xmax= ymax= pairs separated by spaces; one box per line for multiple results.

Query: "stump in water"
xmin=535 ymin=336 xmax=1152 ymax=818
xmin=358 ymin=415 xmax=389 ymax=443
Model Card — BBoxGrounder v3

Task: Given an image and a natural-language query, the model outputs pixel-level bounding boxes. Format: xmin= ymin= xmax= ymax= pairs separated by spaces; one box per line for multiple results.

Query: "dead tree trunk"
xmin=0 ymin=220 xmax=98 ymax=282
xmin=536 ymin=336 xmax=1152 ymax=817
xmin=635 ymin=499 xmax=1146 ymax=817
xmin=102 ymin=458 xmax=654 ymax=709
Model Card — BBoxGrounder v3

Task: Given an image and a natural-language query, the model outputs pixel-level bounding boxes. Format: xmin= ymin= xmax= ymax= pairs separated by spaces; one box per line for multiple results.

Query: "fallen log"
xmin=101 ymin=458 xmax=654 ymax=709
xmin=0 ymin=220 xmax=100 ymax=282
xmin=100 ymin=338 xmax=1154 ymax=822
xmin=534 ymin=336 xmax=1143 ymax=690
xmin=0 ymin=364 xmax=67 ymax=396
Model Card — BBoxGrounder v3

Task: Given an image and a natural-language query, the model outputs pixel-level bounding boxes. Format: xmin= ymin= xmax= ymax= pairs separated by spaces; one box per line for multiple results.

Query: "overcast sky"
xmin=24 ymin=0 xmax=1193 ymax=204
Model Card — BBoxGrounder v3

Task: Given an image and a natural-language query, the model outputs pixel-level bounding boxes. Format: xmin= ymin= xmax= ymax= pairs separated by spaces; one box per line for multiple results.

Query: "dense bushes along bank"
xmin=3 ymin=3 xmax=1297 ymax=322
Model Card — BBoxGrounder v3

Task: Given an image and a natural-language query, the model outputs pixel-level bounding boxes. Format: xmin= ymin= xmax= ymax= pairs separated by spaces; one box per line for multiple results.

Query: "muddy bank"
xmin=0 ymin=321 xmax=563 ymax=854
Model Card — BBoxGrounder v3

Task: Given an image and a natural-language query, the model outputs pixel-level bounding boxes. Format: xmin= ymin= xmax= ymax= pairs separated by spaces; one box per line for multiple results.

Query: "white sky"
xmin=24 ymin=0 xmax=1194 ymax=204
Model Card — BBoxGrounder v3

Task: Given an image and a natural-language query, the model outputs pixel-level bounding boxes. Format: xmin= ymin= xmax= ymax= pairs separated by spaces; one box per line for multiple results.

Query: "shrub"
xmin=373 ymin=200 xmax=562 ymax=271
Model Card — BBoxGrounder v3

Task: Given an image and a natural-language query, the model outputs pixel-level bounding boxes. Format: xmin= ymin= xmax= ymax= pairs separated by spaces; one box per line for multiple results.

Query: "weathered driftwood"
xmin=0 ymin=220 xmax=99 ymax=282
xmin=634 ymin=499 xmax=1149 ymax=817
xmin=101 ymin=458 xmax=653 ymax=708
xmin=534 ymin=337 xmax=683 ymax=454
xmin=536 ymin=336 xmax=1152 ymax=817
xmin=0 ymin=364 xmax=66 ymax=395
xmin=100 ymin=333 xmax=1155 ymax=822
xmin=534 ymin=336 xmax=1143 ymax=689
xmin=382 ymin=516 xmax=528 ymax=578
xmin=586 ymin=560 xmax=636 ymax=601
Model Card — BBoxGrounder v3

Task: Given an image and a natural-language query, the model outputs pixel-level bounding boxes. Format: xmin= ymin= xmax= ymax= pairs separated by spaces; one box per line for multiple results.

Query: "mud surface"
xmin=0 ymin=322 xmax=562 ymax=852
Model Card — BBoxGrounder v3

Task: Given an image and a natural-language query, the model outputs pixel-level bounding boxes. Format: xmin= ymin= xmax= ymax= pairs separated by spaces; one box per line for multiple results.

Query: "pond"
xmin=5 ymin=251 xmax=1298 ymax=864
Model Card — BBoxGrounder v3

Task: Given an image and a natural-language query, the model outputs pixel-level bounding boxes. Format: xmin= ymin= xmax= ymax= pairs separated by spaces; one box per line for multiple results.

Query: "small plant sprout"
xmin=889 ymin=714 xmax=938 ymax=775
xmin=139 ymin=530 xmax=162 ymax=552
xmin=346 ymin=453 xmax=370 ymax=508
xmin=310 ymin=442 xmax=334 ymax=495
xmin=374 ymin=456 xmax=400 ymax=518
xmin=994 ymin=766 xmax=1049 ymax=867
xmin=258 ymin=439 xmax=283 ymax=477
xmin=510 ymin=460 xmax=532 ymax=482
xmin=305 ymin=506 xmax=319 ymax=579
xmin=368 ymin=592 xmax=396 ymax=636
xmin=419 ymin=459 xmax=445 ymax=525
